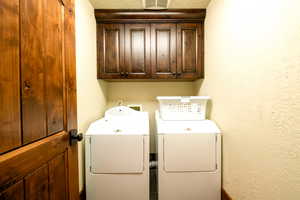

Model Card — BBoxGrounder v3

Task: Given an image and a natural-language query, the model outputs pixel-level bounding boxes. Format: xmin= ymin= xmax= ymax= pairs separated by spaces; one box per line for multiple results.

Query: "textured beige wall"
xmin=107 ymin=82 xmax=194 ymax=152
xmin=89 ymin=0 xmax=211 ymax=9
xmin=196 ymin=0 xmax=300 ymax=199
xmin=75 ymin=0 xmax=108 ymax=192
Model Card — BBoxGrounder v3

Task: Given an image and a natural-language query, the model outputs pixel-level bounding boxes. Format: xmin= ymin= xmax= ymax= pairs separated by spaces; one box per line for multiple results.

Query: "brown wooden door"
xmin=177 ymin=23 xmax=204 ymax=79
xmin=0 ymin=0 xmax=80 ymax=199
xmin=97 ymin=23 xmax=125 ymax=79
xmin=151 ymin=24 xmax=177 ymax=79
xmin=125 ymin=24 xmax=151 ymax=79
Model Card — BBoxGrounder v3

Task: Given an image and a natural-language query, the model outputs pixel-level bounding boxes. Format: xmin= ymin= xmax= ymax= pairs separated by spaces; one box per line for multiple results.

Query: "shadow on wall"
xmin=76 ymin=78 xmax=108 ymax=194
xmin=193 ymin=79 xmax=213 ymax=119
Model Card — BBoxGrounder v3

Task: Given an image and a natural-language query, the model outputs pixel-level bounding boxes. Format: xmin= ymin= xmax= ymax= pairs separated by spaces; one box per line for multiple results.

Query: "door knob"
xmin=69 ymin=129 xmax=83 ymax=145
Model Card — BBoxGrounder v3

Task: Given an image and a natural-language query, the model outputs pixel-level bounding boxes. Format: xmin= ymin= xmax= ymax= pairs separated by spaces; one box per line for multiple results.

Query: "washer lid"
xmin=86 ymin=110 xmax=149 ymax=136
xmin=155 ymin=111 xmax=221 ymax=134
xmin=105 ymin=106 xmax=137 ymax=120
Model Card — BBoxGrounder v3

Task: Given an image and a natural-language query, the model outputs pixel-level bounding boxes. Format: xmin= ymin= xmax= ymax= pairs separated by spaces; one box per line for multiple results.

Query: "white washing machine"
xmin=155 ymin=96 xmax=222 ymax=200
xmin=85 ymin=106 xmax=149 ymax=200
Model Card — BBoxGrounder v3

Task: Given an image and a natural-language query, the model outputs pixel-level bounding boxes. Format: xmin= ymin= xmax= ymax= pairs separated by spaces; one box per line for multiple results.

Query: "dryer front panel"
xmin=163 ymin=134 xmax=217 ymax=172
xmin=90 ymin=135 xmax=144 ymax=174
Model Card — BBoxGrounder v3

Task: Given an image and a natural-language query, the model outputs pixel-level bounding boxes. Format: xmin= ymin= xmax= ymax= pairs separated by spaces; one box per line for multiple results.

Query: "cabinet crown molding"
xmin=94 ymin=9 xmax=206 ymax=23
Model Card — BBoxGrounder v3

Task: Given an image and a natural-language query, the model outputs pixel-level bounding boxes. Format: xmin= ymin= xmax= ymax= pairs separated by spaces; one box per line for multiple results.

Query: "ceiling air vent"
xmin=143 ymin=0 xmax=171 ymax=10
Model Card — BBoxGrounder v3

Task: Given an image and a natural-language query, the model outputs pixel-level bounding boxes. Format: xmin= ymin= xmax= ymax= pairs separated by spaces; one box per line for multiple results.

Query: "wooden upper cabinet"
xmin=97 ymin=24 xmax=125 ymax=79
xmin=95 ymin=9 xmax=206 ymax=81
xmin=177 ymin=23 xmax=204 ymax=79
xmin=151 ymin=24 xmax=177 ymax=79
xmin=125 ymin=24 xmax=151 ymax=79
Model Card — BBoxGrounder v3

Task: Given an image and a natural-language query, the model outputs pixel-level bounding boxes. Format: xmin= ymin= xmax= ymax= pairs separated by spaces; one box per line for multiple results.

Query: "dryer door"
xmin=90 ymin=135 xmax=144 ymax=174
xmin=163 ymin=134 xmax=217 ymax=172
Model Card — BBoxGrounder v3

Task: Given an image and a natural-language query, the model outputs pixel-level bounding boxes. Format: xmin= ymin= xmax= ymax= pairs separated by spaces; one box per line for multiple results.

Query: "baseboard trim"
xmin=222 ymin=188 xmax=233 ymax=200
xmin=79 ymin=189 xmax=86 ymax=200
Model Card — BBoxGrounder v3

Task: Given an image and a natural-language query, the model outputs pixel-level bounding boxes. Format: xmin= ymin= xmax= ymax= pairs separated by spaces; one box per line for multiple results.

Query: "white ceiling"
xmin=89 ymin=0 xmax=211 ymax=9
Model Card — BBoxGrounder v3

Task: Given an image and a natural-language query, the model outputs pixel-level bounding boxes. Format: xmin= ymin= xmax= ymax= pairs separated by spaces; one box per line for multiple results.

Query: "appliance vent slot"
xmin=145 ymin=0 xmax=156 ymax=8
xmin=157 ymin=0 xmax=168 ymax=8
xmin=143 ymin=0 xmax=170 ymax=10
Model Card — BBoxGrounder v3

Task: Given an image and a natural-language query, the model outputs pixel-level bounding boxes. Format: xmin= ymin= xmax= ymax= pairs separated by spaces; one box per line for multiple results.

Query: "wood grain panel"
xmin=64 ymin=0 xmax=77 ymax=132
xmin=131 ymin=30 xmax=145 ymax=72
xmin=0 ymin=0 xmax=21 ymax=153
xmin=0 ymin=131 xmax=68 ymax=189
xmin=49 ymin=152 xmax=68 ymax=200
xmin=182 ymin=29 xmax=197 ymax=72
xmin=177 ymin=23 xmax=203 ymax=79
xmin=21 ymin=0 xmax=47 ymax=144
xmin=25 ymin=164 xmax=49 ymax=200
xmin=98 ymin=24 xmax=124 ymax=79
xmin=64 ymin=1 xmax=80 ymax=199
xmin=0 ymin=181 xmax=24 ymax=200
xmin=44 ymin=0 xmax=65 ymax=135
xmin=151 ymin=23 xmax=177 ymax=79
xmin=157 ymin=31 xmax=171 ymax=71
xmin=105 ymin=29 xmax=120 ymax=73
xmin=125 ymin=24 xmax=151 ymax=78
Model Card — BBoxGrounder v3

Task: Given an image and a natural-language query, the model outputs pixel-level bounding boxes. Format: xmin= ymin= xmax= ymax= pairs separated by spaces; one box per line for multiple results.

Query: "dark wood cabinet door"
xmin=98 ymin=24 xmax=125 ymax=79
xmin=177 ymin=23 xmax=204 ymax=79
xmin=151 ymin=24 xmax=177 ymax=79
xmin=0 ymin=0 xmax=80 ymax=199
xmin=125 ymin=24 xmax=151 ymax=79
